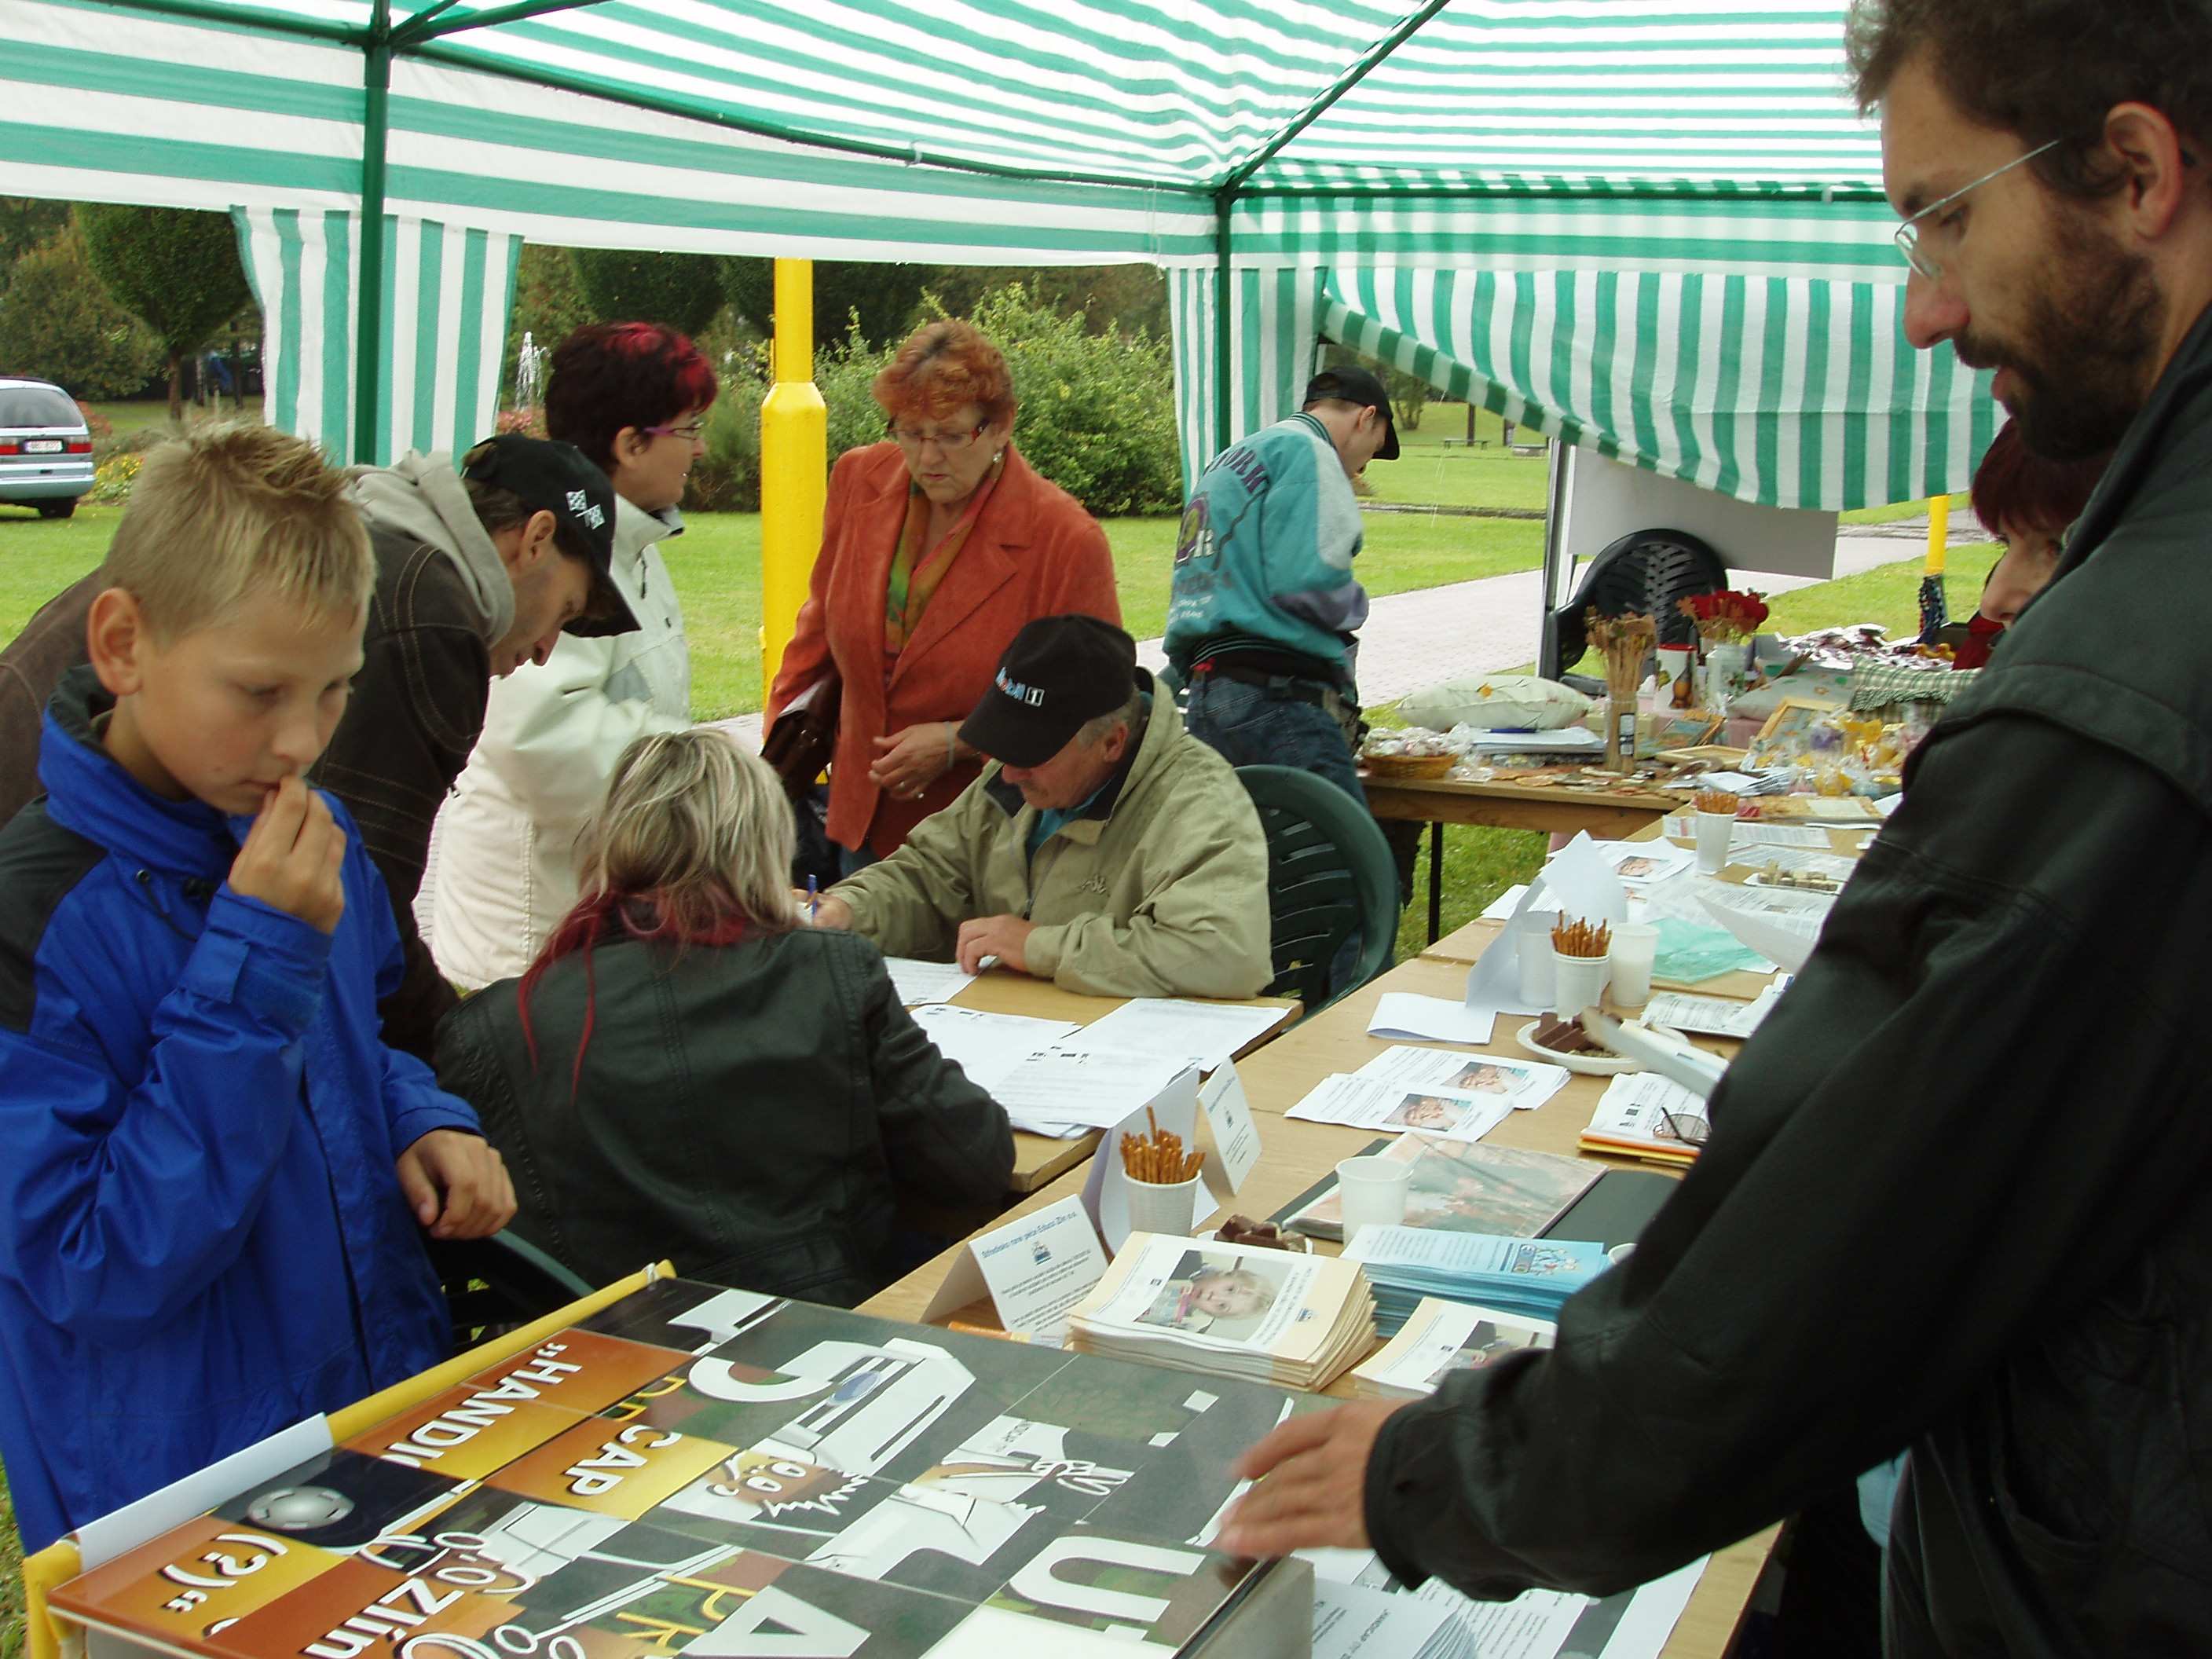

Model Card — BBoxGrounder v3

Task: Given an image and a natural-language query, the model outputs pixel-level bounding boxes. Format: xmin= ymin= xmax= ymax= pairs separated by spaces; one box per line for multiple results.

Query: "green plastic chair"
xmin=428 ymin=1229 xmax=594 ymax=1347
xmin=1236 ymin=764 xmax=1400 ymax=1013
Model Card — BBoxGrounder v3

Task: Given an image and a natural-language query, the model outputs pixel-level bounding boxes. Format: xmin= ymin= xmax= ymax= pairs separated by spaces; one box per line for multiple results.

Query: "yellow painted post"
xmin=760 ymin=258 xmax=827 ymax=709
xmin=1926 ymin=493 xmax=1950 ymax=576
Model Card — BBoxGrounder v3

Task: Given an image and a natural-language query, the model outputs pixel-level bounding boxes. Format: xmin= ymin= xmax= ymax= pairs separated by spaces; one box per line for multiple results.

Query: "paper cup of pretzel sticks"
xmin=1119 ymin=1108 xmax=1207 ymax=1238
xmin=1551 ymin=915 xmax=1612 ymax=1020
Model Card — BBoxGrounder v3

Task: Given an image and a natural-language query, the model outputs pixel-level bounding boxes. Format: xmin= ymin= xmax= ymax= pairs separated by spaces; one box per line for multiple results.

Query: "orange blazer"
xmin=769 ymin=441 xmax=1120 ymax=857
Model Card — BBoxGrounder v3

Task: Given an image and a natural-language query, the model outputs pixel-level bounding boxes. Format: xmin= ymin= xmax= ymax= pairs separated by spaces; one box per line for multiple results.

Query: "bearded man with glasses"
xmin=1216 ymin=5 xmax=2212 ymax=1653
xmin=768 ymin=319 xmax=1118 ymax=870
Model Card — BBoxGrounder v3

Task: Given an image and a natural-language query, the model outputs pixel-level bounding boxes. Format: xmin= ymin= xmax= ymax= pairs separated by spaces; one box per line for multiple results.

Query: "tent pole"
xmin=1537 ymin=440 xmax=1570 ymax=679
xmin=395 ymin=0 xmax=611 ymax=46
xmin=353 ymin=0 xmax=391 ymax=465
xmin=1212 ymin=187 xmax=1233 ymax=462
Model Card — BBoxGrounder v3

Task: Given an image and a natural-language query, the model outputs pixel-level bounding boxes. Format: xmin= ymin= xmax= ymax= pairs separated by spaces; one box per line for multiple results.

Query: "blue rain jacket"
xmin=0 ymin=668 xmax=478 ymax=1551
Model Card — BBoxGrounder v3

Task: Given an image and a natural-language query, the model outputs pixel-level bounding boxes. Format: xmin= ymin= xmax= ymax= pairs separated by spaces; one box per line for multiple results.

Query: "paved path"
xmin=716 ymin=515 xmax=1980 ymax=745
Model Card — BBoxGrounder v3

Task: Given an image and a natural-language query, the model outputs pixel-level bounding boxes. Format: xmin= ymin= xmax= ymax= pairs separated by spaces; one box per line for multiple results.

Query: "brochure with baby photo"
xmin=1284 ymin=1076 xmax=1515 ymax=1144
xmin=1351 ymin=1044 xmax=1571 ymax=1111
xmin=1351 ymin=1297 xmax=1557 ymax=1398
xmin=1284 ymin=1133 xmax=1601 ymax=1243
xmin=1066 ymin=1232 xmax=1377 ymax=1392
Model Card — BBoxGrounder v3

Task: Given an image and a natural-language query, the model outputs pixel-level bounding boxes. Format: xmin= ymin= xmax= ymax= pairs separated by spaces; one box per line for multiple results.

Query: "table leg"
xmin=1427 ymin=820 xmax=1444 ymax=944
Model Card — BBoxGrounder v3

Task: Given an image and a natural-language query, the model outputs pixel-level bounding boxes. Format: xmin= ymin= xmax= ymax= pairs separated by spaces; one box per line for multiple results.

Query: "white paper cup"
xmin=1607 ymin=922 xmax=1660 ymax=1009
xmin=1551 ymin=949 xmax=1608 ymax=1020
xmin=1124 ymin=1174 xmax=1204 ymax=1239
xmin=1694 ymin=810 xmax=1737 ymax=875
xmin=1335 ymin=1156 xmax=1411 ymax=1243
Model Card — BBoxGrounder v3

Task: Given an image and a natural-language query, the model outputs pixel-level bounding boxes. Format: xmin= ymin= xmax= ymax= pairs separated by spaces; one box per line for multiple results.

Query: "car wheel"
xmin=36 ymin=500 xmax=76 ymax=520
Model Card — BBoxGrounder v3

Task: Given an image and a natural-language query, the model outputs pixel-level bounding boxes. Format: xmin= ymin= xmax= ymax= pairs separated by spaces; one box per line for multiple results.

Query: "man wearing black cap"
xmin=1163 ymin=364 xmax=1397 ymax=803
xmin=811 ymin=614 xmax=1272 ymax=999
xmin=0 ymin=432 xmax=633 ymax=1061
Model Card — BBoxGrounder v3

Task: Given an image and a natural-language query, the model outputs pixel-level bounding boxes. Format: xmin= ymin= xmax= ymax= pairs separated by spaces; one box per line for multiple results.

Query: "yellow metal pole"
xmin=1925 ymin=493 xmax=1950 ymax=576
xmin=760 ymin=258 xmax=827 ymax=709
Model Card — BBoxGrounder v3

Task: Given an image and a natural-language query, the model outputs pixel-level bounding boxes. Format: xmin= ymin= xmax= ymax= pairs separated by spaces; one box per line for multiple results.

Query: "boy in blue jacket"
xmin=0 ymin=423 xmax=515 ymax=1552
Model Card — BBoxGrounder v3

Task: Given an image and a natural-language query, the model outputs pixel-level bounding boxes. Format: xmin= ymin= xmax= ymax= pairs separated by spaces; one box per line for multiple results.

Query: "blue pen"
xmin=807 ymin=874 xmax=819 ymax=921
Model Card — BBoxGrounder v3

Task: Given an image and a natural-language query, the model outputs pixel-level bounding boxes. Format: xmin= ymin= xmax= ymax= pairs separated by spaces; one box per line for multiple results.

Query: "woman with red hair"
xmin=434 ymin=321 xmax=718 ymax=987
xmin=1951 ymin=422 xmax=2110 ymax=668
xmin=769 ymin=319 xmax=1119 ymax=868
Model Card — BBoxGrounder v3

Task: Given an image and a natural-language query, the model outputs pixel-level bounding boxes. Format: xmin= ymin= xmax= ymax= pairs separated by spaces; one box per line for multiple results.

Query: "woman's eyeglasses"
xmin=644 ymin=419 xmax=707 ymax=443
xmin=888 ymin=421 xmax=987 ymax=453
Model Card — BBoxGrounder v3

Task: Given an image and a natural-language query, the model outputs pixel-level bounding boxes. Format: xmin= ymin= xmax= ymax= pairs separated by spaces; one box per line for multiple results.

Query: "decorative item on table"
xmin=1549 ymin=917 xmax=1612 ymax=1023
xmin=1692 ymin=787 xmax=1741 ymax=816
xmin=1656 ymin=643 xmax=1696 ymax=710
xmin=1681 ymin=588 xmax=1770 ymax=713
xmin=1395 ymin=672 xmax=1593 ymax=734
xmin=1361 ymin=727 xmax=1456 ymax=780
xmin=1119 ymin=1107 xmax=1206 ymax=1237
xmin=1752 ymin=859 xmax=1844 ymax=894
xmin=1585 ymin=608 xmax=1657 ymax=774
xmin=1214 ymin=1214 xmax=1314 ymax=1253
xmin=1518 ymin=1012 xmax=1653 ymax=1075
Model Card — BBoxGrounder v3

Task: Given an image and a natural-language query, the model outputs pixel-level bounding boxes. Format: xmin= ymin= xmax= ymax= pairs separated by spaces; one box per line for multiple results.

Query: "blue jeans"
xmin=1182 ymin=675 xmax=1363 ymax=801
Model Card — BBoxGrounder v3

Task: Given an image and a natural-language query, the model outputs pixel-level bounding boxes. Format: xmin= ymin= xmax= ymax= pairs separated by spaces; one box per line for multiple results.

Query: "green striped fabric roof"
xmin=7 ymin=0 xmax=1889 ymax=266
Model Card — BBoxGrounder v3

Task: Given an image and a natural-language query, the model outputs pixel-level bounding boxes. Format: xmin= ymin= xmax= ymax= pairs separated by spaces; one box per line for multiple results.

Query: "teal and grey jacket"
xmin=1163 ymin=412 xmax=1369 ymax=691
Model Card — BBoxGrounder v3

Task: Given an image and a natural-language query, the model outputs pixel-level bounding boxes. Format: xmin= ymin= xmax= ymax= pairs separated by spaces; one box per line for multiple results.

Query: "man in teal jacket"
xmin=1164 ymin=366 xmax=1397 ymax=801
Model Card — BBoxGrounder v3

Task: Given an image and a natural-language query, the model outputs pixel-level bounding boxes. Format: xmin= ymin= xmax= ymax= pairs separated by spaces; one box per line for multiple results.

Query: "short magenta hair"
xmin=545 ymin=322 xmax=718 ymax=474
xmin=1969 ymin=422 xmax=2108 ymax=539
xmin=871 ymin=320 xmax=1016 ymax=428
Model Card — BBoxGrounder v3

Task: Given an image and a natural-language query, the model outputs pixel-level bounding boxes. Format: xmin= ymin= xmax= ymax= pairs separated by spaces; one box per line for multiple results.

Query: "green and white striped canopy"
xmin=3 ymin=0 xmax=1979 ymax=494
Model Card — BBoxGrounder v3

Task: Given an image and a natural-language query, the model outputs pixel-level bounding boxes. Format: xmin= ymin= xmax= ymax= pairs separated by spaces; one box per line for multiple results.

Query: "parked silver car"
xmin=0 ymin=379 xmax=95 ymax=519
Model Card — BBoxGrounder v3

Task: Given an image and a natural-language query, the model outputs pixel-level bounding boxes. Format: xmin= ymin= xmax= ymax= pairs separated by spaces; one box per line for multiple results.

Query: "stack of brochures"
xmin=1342 ymin=1226 xmax=1613 ymax=1335
xmin=1285 ymin=1133 xmax=1599 ymax=1243
xmin=1580 ymin=1072 xmax=1708 ymax=1166
xmin=1350 ymin=1297 xmax=1557 ymax=1397
xmin=1066 ymin=1232 xmax=1378 ymax=1390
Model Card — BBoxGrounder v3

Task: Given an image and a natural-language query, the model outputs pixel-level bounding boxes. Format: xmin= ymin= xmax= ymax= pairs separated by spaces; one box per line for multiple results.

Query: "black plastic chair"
xmin=428 ymin=1229 xmax=594 ymax=1349
xmin=1547 ymin=527 xmax=1730 ymax=684
xmin=1236 ymin=764 xmax=1399 ymax=1013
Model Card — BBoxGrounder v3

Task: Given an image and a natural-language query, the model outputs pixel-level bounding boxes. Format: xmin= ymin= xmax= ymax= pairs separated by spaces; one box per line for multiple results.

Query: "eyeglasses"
xmin=644 ymin=419 xmax=707 ymax=443
xmin=1660 ymin=1108 xmax=1712 ymax=1147
xmin=1893 ymin=139 xmax=2060 ymax=280
xmin=888 ymin=421 xmax=988 ymax=453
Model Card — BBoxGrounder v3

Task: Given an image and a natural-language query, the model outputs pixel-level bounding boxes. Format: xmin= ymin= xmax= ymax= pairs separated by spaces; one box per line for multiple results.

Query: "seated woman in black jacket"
xmin=434 ymin=728 xmax=1015 ymax=1304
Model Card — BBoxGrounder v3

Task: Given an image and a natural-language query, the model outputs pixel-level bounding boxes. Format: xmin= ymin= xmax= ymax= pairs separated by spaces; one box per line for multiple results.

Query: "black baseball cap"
xmin=461 ymin=434 xmax=637 ymax=637
xmin=1302 ymin=365 xmax=1401 ymax=461
xmin=958 ymin=615 xmax=1139 ymax=767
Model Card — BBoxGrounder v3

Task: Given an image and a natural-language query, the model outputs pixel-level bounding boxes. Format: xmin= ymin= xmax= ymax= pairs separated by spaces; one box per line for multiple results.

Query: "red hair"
xmin=1969 ymin=422 xmax=2108 ymax=539
xmin=545 ymin=322 xmax=718 ymax=474
xmin=872 ymin=320 xmax=1016 ymax=427
xmin=515 ymin=890 xmax=747 ymax=1100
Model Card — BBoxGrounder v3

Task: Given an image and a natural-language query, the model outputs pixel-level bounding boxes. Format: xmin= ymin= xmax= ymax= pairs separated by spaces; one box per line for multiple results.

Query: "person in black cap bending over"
xmin=808 ymin=614 xmax=1273 ymax=999
xmin=1163 ymin=364 xmax=1398 ymax=802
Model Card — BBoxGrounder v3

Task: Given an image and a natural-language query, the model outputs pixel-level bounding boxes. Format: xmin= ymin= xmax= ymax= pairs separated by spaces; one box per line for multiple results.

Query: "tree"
xmin=921 ymin=263 xmax=1168 ymax=339
xmin=567 ymin=247 xmax=725 ymax=337
xmin=0 ymin=197 xmax=71 ymax=278
xmin=0 ymin=223 xmax=165 ymax=400
xmin=503 ymin=243 xmax=596 ymax=409
xmin=76 ymin=204 xmax=253 ymax=420
xmin=720 ymin=258 xmax=928 ymax=352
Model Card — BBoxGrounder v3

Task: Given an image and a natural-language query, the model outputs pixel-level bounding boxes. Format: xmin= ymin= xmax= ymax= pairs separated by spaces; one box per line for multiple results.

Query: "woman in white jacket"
xmin=430 ymin=323 xmax=713 ymax=987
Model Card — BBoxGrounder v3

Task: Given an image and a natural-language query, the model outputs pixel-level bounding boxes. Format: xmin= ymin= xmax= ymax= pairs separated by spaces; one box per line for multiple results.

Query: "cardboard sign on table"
xmin=1197 ymin=1059 xmax=1263 ymax=1196
xmin=919 ymin=1195 xmax=1110 ymax=1341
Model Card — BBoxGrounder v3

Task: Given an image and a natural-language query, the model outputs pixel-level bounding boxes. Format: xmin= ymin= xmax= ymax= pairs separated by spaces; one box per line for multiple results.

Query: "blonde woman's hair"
xmin=103 ymin=422 xmax=372 ymax=642
xmin=573 ymin=729 xmax=798 ymax=938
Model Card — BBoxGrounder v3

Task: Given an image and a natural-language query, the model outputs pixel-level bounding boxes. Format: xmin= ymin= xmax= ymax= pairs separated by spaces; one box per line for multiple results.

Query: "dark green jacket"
xmin=434 ymin=926 xmax=1013 ymax=1306
xmin=1367 ymin=306 xmax=2212 ymax=1655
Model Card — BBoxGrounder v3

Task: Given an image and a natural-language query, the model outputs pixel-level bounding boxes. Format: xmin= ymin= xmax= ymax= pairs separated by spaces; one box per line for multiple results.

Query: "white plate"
xmin=1516 ymin=1020 xmax=1681 ymax=1076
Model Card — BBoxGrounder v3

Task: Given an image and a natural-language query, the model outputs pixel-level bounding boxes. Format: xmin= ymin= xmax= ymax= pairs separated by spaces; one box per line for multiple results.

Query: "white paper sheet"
xmin=1588 ymin=838 xmax=1697 ymax=888
xmin=1285 ymin=1075 xmax=1514 ymax=1144
xmin=1353 ymin=1044 xmax=1569 ymax=1111
xmin=883 ymin=956 xmax=978 ymax=1005
xmin=1540 ymin=833 xmax=1633 ymax=927
xmin=1370 ymin=991 xmax=1501 ymax=1046
xmin=1699 ymin=884 xmax=1833 ymax=974
xmin=1198 ymin=1061 xmax=1263 ymax=1192
xmin=1479 ymin=883 xmax=1559 ymax=921
xmin=1666 ymin=819 xmax=1832 ymax=849
xmin=1875 ymin=791 xmax=1903 ymax=816
xmin=1065 ymin=998 xmax=1289 ymax=1075
xmin=909 ymin=1004 xmax=1081 ymax=1090
xmin=988 ymin=1047 xmax=1198 ymax=1130
xmin=1640 ymin=987 xmax=1782 ymax=1039
xmin=1313 ymin=1579 xmax=1463 ymax=1659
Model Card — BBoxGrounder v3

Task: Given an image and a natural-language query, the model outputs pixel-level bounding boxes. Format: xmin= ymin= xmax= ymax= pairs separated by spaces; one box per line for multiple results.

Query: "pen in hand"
xmin=807 ymin=874 xmax=819 ymax=923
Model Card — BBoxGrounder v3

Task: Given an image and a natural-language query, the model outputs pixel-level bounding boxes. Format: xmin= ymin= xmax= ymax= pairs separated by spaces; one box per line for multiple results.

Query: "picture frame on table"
xmin=1754 ymin=697 xmax=1841 ymax=753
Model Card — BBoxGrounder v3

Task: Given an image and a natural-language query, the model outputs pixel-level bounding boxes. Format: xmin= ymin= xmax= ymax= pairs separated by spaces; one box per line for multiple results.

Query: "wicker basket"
xmin=1361 ymin=751 xmax=1456 ymax=781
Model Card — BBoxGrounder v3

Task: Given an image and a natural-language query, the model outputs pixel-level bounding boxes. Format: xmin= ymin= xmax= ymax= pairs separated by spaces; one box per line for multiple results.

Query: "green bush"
xmin=687 ymin=346 xmax=767 ymax=512
xmin=0 ymin=225 xmax=165 ymax=400
xmin=566 ymin=247 xmax=724 ymax=338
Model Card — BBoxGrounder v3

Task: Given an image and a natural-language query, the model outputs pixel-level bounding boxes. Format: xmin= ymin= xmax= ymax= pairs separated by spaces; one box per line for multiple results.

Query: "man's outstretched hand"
xmin=1215 ymin=1398 xmax=1409 ymax=1557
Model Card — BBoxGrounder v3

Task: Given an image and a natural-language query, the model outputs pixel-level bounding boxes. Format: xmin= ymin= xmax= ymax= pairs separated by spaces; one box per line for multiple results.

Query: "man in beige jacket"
xmin=811 ymin=616 xmax=1273 ymax=999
